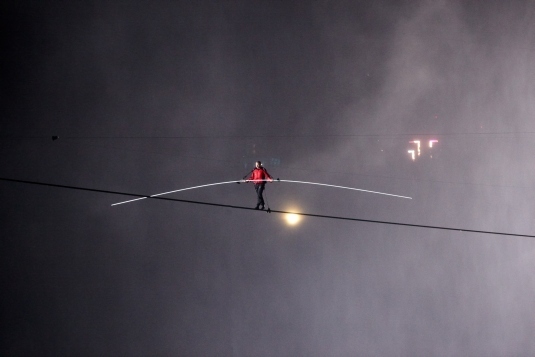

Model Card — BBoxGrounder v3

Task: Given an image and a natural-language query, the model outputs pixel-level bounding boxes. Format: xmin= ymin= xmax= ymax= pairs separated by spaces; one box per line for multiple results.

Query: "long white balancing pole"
xmin=277 ymin=179 xmax=412 ymax=200
xmin=111 ymin=179 xmax=411 ymax=206
xmin=111 ymin=180 xmax=241 ymax=206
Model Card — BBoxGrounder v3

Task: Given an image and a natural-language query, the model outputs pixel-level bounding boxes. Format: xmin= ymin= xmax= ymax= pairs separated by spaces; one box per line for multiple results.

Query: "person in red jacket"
xmin=245 ymin=161 xmax=274 ymax=210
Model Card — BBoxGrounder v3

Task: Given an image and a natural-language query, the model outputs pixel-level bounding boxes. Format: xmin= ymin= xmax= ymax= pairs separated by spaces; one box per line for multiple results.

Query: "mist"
xmin=2 ymin=1 xmax=535 ymax=356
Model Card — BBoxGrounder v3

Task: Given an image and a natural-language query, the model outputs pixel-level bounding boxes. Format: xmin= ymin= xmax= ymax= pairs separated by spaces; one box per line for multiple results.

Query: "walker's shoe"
xmin=254 ymin=205 xmax=260 ymax=210
xmin=259 ymin=205 xmax=265 ymax=210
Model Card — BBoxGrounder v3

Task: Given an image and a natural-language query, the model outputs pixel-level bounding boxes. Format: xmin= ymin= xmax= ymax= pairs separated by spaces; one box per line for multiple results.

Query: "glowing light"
xmin=410 ymin=140 xmax=421 ymax=156
xmin=285 ymin=213 xmax=301 ymax=226
xmin=429 ymin=140 xmax=438 ymax=148
xmin=408 ymin=150 xmax=415 ymax=161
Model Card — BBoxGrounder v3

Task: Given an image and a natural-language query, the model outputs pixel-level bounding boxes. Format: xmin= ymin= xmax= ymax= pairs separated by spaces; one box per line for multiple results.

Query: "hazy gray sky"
xmin=2 ymin=1 xmax=535 ymax=356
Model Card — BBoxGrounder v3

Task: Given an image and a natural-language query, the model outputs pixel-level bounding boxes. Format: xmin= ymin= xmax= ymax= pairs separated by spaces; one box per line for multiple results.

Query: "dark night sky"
xmin=2 ymin=1 xmax=535 ymax=356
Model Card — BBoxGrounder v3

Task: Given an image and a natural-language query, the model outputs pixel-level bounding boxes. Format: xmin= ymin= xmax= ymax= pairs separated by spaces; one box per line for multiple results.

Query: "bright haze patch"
xmin=284 ymin=212 xmax=301 ymax=226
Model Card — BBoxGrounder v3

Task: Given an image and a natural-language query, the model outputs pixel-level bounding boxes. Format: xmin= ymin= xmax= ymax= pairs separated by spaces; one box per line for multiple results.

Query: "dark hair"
xmin=256 ymin=161 xmax=262 ymax=165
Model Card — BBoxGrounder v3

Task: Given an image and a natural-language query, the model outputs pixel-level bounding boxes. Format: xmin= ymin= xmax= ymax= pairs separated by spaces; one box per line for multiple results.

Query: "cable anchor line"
xmin=110 ymin=178 xmax=411 ymax=206
xmin=1 ymin=177 xmax=534 ymax=239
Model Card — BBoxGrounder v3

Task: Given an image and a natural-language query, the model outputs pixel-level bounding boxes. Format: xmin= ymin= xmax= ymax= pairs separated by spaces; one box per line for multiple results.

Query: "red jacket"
xmin=247 ymin=167 xmax=273 ymax=184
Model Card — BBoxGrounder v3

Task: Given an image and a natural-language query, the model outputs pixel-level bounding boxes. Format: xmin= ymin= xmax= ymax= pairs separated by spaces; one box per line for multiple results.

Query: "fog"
xmin=2 ymin=1 xmax=535 ymax=356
